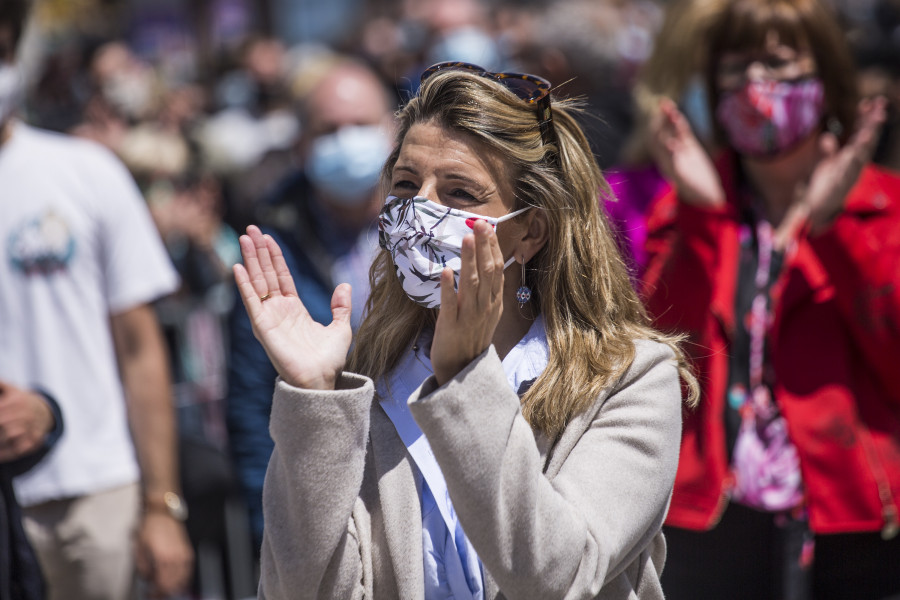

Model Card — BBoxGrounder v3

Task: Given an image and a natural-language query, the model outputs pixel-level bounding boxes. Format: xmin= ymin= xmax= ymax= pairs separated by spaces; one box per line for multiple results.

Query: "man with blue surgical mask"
xmin=225 ymin=56 xmax=395 ymax=556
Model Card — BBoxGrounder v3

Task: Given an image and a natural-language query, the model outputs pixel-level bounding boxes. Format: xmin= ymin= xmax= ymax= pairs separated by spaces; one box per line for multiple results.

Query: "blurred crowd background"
xmin=11 ymin=0 xmax=900 ymax=598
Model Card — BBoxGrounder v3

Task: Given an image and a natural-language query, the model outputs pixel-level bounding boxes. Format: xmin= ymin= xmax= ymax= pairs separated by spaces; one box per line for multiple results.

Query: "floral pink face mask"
xmin=716 ymin=78 xmax=825 ymax=157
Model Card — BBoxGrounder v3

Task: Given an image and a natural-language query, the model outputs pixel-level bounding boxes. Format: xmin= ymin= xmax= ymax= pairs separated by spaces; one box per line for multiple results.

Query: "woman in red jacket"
xmin=641 ymin=0 xmax=900 ymax=598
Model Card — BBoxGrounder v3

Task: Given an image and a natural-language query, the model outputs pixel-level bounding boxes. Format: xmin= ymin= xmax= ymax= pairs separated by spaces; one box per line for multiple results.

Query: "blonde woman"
xmin=234 ymin=62 xmax=695 ymax=600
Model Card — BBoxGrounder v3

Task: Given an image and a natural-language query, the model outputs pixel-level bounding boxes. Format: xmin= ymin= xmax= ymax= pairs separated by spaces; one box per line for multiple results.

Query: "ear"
xmin=512 ymin=209 xmax=549 ymax=265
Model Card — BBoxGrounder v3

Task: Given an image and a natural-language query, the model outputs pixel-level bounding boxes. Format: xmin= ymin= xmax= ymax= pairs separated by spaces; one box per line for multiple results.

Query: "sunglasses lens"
xmin=498 ymin=77 xmax=547 ymax=103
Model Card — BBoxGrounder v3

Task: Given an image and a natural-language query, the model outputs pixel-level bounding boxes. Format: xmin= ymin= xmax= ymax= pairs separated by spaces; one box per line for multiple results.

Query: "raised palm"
xmin=233 ymin=226 xmax=353 ymax=390
xmin=649 ymin=97 xmax=725 ymax=208
xmin=803 ymin=96 xmax=887 ymax=234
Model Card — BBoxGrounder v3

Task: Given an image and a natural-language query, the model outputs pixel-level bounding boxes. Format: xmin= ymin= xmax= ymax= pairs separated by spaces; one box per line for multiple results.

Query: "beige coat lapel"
xmin=369 ymin=404 xmax=425 ymax=600
xmin=543 ymin=387 xmax=614 ymax=479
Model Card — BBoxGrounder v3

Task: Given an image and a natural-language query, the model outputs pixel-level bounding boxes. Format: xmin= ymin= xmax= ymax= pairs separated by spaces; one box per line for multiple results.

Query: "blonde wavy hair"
xmin=348 ymin=70 xmax=698 ymax=438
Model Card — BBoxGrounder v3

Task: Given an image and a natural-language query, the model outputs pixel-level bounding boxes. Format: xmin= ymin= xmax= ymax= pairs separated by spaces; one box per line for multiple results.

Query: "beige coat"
xmin=259 ymin=340 xmax=682 ymax=600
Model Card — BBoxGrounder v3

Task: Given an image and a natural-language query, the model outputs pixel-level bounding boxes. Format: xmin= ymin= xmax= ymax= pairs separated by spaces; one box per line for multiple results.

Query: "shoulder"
xmin=615 ymin=338 xmax=678 ymax=392
xmin=16 ymin=124 xmax=121 ymax=168
xmin=14 ymin=126 xmax=137 ymax=196
xmin=547 ymin=338 xmax=682 ymax=475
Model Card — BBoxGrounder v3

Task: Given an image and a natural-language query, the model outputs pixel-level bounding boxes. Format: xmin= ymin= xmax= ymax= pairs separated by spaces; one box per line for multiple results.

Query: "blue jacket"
xmin=225 ymin=173 xmax=373 ymax=548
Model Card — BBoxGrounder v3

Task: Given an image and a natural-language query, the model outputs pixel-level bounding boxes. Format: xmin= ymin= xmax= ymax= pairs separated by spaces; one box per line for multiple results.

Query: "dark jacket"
xmin=225 ymin=173 xmax=372 ymax=547
xmin=1 ymin=392 xmax=63 ymax=600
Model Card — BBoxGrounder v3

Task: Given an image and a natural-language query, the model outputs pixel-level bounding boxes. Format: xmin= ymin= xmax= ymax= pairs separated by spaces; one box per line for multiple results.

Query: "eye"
xmin=390 ymin=179 xmax=418 ymax=196
xmin=447 ymin=188 xmax=479 ymax=204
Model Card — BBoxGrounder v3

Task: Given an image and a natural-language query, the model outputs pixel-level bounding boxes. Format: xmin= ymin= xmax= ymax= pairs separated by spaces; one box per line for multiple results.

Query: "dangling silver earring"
xmin=516 ymin=256 xmax=532 ymax=307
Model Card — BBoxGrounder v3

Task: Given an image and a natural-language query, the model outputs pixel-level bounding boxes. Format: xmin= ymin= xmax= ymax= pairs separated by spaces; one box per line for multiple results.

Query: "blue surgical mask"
xmin=427 ymin=27 xmax=502 ymax=70
xmin=305 ymin=125 xmax=391 ymax=207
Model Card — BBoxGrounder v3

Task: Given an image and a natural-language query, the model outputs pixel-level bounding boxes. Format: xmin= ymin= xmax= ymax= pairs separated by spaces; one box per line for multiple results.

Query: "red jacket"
xmin=641 ymin=155 xmax=900 ymax=536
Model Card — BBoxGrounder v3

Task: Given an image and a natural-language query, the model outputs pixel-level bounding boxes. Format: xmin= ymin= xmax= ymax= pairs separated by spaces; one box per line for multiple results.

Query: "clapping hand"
xmin=802 ymin=96 xmax=887 ymax=235
xmin=0 ymin=381 xmax=54 ymax=462
xmin=233 ymin=226 xmax=353 ymax=390
xmin=650 ymin=97 xmax=725 ymax=209
xmin=431 ymin=220 xmax=505 ymax=386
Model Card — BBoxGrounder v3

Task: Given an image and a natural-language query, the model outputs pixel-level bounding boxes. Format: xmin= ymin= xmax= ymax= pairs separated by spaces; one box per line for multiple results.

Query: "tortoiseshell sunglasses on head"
xmin=420 ymin=61 xmax=557 ymax=150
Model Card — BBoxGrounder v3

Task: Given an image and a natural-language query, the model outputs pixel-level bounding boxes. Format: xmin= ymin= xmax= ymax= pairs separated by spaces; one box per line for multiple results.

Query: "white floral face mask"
xmin=378 ymin=195 xmax=529 ymax=308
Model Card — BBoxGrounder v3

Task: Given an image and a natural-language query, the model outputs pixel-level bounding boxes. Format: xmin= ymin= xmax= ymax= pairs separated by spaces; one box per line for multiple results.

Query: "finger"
xmin=490 ymin=232 xmax=505 ymax=302
xmin=649 ymin=98 xmax=668 ymax=138
xmin=456 ymin=232 xmax=478 ymax=309
xmin=818 ymin=131 xmax=839 ymax=159
xmin=656 ymin=116 xmax=682 ymax=154
xmin=658 ymin=96 xmax=677 ymax=120
xmin=438 ymin=267 xmax=458 ymax=321
xmin=154 ymin=559 xmax=191 ymax=596
xmin=233 ymin=263 xmax=264 ymax=321
xmin=238 ymin=232 xmax=268 ymax=298
xmin=649 ymin=99 xmax=678 ymax=156
xmin=667 ymin=102 xmax=695 ymax=141
xmin=250 ymin=230 xmax=281 ymax=298
xmin=266 ymin=234 xmax=298 ymax=297
xmin=474 ymin=221 xmax=497 ymax=309
xmin=659 ymin=97 xmax=684 ymax=133
xmin=329 ymin=283 xmax=353 ymax=326
xmin=850 ymin=96 xmax=887 ymax=160
xmin=134 ymin=543 xmax=152 ymax=579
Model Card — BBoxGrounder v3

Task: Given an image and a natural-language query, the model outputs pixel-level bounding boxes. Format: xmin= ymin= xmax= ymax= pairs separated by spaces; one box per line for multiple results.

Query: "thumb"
xmin=330 ymin=283 xmax=353 ymax=325
xmin=667 ymin=102 xmax=694 ymax=141
xmin=135 ymin=538 xmax=153 ymax=578
xmin=818 ymin=131 xmax=839 ymax=159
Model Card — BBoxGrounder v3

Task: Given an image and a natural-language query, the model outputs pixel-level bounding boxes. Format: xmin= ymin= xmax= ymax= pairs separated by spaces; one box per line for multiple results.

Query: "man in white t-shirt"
xmin=0 ymin=2 xmax=194 ymax=598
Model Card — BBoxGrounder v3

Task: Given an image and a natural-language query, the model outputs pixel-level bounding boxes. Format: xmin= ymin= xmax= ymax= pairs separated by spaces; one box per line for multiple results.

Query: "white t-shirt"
xmin=0 ymin=123 xmax=179 ymax=506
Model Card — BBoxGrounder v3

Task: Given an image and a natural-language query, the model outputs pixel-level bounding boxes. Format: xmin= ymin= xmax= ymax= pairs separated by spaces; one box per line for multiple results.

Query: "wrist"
xmin=284 ymin=367 xmax=340 ymax=390
xmin=807 ymin=204 xmax=843 ymax=237
xmin=144 ymin=491 xmax=188 ymax=522
xmin=433 ymin=360 xmax=466 ymax=388
xmin=680 ymin=185 xmax=726 ymax=208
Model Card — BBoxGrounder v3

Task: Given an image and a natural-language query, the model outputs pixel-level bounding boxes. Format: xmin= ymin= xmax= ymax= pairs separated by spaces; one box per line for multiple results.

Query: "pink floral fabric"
xmin=716 ymin=78 xmax=825 ymax=157
xmin=729 ymin=384 xmax=804 ymax=510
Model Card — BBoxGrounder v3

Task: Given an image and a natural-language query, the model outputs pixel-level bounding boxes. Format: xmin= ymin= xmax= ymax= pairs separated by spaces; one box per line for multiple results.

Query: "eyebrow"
xmin=392 ymin=164 xmax=485 ymax=188
xmin=444 ymin=173 xmax=483 ymax=187
xmin=392 ymin=164 xmax=418 ymax=176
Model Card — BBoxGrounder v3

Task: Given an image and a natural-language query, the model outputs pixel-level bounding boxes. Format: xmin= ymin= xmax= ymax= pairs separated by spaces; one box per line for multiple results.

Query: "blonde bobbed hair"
xmin=348 ymin=70 xmax=698 ymax=438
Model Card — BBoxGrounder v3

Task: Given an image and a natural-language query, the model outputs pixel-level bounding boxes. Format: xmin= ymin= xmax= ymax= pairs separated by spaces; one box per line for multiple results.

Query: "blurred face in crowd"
xmin=301 ymin=64 xmax=392 ymax=142
xmin=716 ymin=31 xmax=817 ymax=93
xmin=90 ymin=41 xmax=159 ymax=121
xmin=299 ymin=64 xmax=394 ymax=223
xmin=713 ymin=30 xmax=825 ymax=158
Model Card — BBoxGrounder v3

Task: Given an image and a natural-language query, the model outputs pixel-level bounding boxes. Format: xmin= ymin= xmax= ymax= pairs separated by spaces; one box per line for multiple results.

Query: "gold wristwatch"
xmin=146 ymin=491 xmax=189 ymax=521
